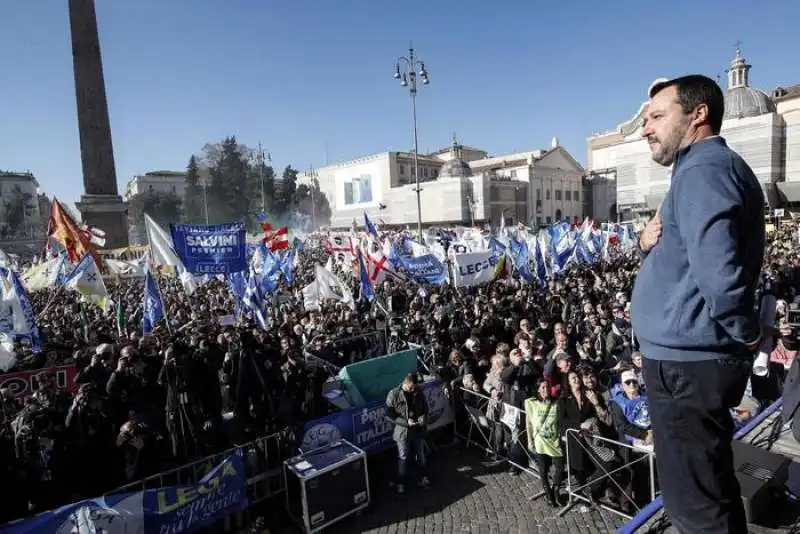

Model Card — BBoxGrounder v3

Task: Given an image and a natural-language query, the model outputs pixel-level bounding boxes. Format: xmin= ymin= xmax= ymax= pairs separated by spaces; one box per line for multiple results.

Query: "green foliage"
xmin=272 ymin=166 xmax=298 ymax=217
xmin=37 ymin=193 xmax=52 ymax=236
xmin=128 ymin=190 xmax=183 ymax=234
xmin=205 ymin=136 xmax=250 ymax=224
xmin=294 ymin=178 xmax=332 ymax=230
xmin=190 ymin=138 xmax=333 ymax=230
xmin=183 ymin=155 xmax=205 ymax=224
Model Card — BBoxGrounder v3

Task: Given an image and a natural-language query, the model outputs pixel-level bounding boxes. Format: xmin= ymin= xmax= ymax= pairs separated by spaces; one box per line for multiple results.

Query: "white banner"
xmin=453 ymin=250 xmax=501 ymax=287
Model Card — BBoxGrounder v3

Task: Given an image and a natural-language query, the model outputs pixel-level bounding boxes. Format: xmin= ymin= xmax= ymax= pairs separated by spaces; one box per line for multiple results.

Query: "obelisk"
xmin=68 ymin=0 xmax=129 ymax=248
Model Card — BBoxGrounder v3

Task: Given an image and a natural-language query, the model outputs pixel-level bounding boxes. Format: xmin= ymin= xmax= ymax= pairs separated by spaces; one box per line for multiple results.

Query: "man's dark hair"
xmin=649 ymin=74 xmax=725 ymax=135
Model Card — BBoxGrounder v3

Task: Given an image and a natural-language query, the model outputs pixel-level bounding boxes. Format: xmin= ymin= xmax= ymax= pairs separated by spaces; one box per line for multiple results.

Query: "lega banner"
xmin=1 ymin=450 xmax=247 ymax=534
xmin=452 ymin=250 xmax=502 ymax=287
xmin=170 ymin=223 xmax=247 ymax=275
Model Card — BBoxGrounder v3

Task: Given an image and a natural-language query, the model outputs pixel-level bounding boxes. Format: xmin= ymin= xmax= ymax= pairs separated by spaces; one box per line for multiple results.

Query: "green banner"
xmin=338 ymin=348 xmax=418 ymax=406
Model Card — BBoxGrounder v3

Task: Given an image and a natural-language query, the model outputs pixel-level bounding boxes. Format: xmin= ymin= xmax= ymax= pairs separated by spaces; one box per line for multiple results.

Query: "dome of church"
xmin=722 ymin=47 xmax=776 ymax=120
xmin=724 ymin=86 xmax=775 ymax=120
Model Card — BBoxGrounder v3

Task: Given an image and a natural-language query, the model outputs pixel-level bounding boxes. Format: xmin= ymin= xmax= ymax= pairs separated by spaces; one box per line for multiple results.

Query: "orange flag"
xmin=48 ymin=199 xmax=100 ymax=266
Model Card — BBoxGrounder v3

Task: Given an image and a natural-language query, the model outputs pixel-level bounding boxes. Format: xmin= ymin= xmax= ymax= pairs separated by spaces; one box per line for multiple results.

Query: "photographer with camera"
xmin=158 ymin=341 xmax=203 ymax=461
xmin=221 ymin=329 xmax=271 ymax=439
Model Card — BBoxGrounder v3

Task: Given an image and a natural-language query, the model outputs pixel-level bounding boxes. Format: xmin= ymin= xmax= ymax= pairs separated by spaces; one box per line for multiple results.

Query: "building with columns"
xmin=298 ymin=137 xmax=585 ymax=230
xmin=586 ymin=48 xmax=800 ymax=220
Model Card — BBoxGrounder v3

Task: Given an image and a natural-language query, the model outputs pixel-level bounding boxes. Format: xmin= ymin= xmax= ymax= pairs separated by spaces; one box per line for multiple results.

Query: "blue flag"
xmin=357 ymin=250 xmax=375 ymax=302
xmin=143 ymin=269 xmax=164 ymax=335
xmin=363 ymin=213 xmax=379 ymax=237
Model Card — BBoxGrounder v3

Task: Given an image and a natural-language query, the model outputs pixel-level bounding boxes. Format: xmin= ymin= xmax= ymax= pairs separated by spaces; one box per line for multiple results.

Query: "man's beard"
xmin=650 ymin=138 xmax=678 ymax=166
xmin=649 ymin=127 xmax=684 ymax=167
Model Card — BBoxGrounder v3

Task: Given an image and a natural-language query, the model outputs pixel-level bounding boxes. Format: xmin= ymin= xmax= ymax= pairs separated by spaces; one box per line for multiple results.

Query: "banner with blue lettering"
xmin=452 ymin=250 xmax=502 ymax=287
xmin=396 ymin=254 xmax=448 ymax=285
xmin=300 ymin=380 xmax=452 ymax=453
xmin=171 ymin=223 xmax=247 ymax=275
xmin=144 ymin=448 xmax=247 ymax=533
xmin=2 ymin=451 xmax=246 ymax=534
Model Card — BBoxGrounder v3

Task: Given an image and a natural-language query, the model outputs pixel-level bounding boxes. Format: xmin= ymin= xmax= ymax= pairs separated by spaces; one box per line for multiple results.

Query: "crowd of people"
xmin=0 ymin=220 xmax=797 ymax=526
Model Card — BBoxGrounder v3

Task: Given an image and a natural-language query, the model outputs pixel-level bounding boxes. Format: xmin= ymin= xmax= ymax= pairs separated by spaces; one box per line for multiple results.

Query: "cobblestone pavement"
xmin=272 ymin=445 xmax=627 ymax=534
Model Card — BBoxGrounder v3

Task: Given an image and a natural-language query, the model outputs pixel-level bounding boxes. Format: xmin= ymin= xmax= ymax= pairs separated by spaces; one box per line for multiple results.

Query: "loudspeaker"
xmin=732 ymin=439 xmax=790 ymax=524
xmin=284 ymin=440 xmax=370 ymax=533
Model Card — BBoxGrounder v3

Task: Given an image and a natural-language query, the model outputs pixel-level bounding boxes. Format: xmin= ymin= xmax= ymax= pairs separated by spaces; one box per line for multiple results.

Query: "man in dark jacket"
xmin=632 ymin=74 xmax=766 ymax=534
xmin=386 ymin=373 xmax=429 ymax=494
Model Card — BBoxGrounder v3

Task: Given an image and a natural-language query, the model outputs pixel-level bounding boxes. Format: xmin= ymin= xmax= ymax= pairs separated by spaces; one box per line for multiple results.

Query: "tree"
xmin=37 ymin=193 xmax=52 ymax=237
xmin=1 ymin=185 xmax=36 ymax=239
xmin=293 ymin=178 xmax=332 ymax=230
xmin=205 ymin=136 xmax=250 ymax=224
xmin=128 ymin=190 xmax=183 ymax=236
xmin=273 ymin=166 xmax=298 ymax=218
xmin=183 ymin=155 xmax=205 ymax=224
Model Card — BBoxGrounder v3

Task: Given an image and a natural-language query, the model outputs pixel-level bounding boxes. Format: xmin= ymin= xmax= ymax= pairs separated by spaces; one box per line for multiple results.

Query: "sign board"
xmin=170 ymin=222 xmax=247 ymax=274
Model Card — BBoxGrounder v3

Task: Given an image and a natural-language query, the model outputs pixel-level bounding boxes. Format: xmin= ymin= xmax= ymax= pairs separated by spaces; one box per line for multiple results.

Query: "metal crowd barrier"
xmin=560 ymin=428 xmax=657 ymax=520
xmin=453 ymin=387 xmax=541 ymax=478
xmin=453 ymin=387 xmax=658 ymax=519
xmin=105 ymin=431 xmax=289 ymax=532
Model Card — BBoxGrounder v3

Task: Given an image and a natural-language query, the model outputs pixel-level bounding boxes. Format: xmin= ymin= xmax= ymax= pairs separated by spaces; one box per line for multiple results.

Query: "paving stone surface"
xmin=272 ymin=445 xmax=628 ymax=534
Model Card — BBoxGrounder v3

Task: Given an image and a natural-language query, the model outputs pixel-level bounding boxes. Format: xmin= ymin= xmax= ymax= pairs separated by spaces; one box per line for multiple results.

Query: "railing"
xmin=453 ymin=387 xmax=658 ymax=520
xmin=453 ymin=387 xmax=540 ymax=477
xmin=560 ymin=428 xmax=657 ymax=520
xmin=104 ymin=431 xmax=290 ymax=532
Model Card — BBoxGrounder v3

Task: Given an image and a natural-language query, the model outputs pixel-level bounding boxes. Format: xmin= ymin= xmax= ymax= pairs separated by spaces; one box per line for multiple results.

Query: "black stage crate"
xmin=284 ymin=439 xmax=370 ymax=533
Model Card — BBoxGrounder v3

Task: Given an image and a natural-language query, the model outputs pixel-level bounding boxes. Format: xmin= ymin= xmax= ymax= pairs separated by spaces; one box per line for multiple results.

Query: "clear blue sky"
xmin=1 ymin=0 xmax=797 ymax=206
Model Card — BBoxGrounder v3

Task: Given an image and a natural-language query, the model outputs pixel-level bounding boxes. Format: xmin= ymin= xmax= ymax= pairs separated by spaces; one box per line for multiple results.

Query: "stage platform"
xmin=619 ymin=399 xmax=800 ymax=533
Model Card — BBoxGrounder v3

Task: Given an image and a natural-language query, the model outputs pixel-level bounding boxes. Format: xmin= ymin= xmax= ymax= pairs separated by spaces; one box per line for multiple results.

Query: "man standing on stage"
xmin=631 ymin=75 xmax=765 ymax=534
xmin=386 ymin=373 xmax=430 ymax=494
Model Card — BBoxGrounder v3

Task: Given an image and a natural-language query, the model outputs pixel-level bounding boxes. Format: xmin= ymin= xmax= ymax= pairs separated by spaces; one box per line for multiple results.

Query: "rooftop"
xmin=143 ymin=170 xmax=186 ymax=177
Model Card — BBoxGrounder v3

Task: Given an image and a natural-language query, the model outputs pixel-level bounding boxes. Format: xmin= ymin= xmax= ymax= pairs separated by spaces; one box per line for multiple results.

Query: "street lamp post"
xmin=393 ymin=46 xmax=430 ymax=239
xmin=202 ymin=180 xmax=210 ymax=224
xmin=308 ymin=165 xmax=318 ymax=231
xmin=255 ymin=143 xmax=272 ymax=214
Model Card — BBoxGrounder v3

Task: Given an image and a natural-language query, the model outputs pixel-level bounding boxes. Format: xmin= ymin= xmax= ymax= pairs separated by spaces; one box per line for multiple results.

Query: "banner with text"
xmin=396 ymin=254 xmax=449 ymax=285
xmin=0 ymin=364 xmax=77 ymax=398
xmin=1 ymin=450 xmax=247 ymax=534
xmin=300 ymin=380 xmax=452 ymax=453
xmin=452 ymin=250 xmax=502 ymax=287
xmin=171 ymin=223 xmax=247 ymax=275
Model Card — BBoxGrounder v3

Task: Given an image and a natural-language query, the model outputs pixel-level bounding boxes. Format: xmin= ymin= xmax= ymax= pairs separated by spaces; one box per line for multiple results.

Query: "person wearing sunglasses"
xmin=609 ymin=370 xmax=652 ymax=447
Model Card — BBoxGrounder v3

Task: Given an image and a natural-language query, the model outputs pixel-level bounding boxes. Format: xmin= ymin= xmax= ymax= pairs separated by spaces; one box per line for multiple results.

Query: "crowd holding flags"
xmin=0 ymin=198 xmax=640 ymax=366
xmin=320 ymin=212 xmax=640 ymax=297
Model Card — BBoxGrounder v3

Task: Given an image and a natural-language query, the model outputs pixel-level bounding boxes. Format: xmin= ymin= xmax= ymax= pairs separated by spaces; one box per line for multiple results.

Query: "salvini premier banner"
xmin=170 ymin=223 xmax=247 ymax=275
